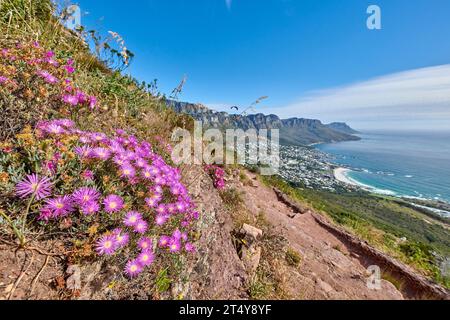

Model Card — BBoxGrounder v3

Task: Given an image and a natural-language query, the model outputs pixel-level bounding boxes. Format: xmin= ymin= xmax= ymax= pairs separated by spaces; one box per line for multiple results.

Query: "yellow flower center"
xmin=130 ymin=265 xmax=137 ymax=272
xmin=56 ymin=203 xmax=64 ymax=209
xmin=124 ymin=169 xmax=130 ymax=175
xmin=104 ymin=241 xmax=112 ymax=249
xmin=109 ymin=202 xmax=117 ymax=209
xmin=130 ymin=216 xmax=137 ymax=223
xmin=142 ymin=254 xmax=149 ymax=261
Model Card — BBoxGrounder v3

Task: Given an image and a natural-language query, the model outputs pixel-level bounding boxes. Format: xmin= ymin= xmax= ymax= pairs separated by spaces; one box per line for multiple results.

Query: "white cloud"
xmin=225 ymin=0 xmax=232 ymax=11
xmin=266 ymin=64 xmax=450 ymax=130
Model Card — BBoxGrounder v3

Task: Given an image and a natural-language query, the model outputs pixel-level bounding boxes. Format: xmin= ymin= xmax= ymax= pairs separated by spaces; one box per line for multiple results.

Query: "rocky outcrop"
xmin=173 ymin=165 xmax=248 ymax=299
xmin=238 ymin=224 xmax=263 ymax=277
xmin=311 ymin=212 xmax=450 ymax=300
xmin=273 ymin=188 xmax=310 ymax=218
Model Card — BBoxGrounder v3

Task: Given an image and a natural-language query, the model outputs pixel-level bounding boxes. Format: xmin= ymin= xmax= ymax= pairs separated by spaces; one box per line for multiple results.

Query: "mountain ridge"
xmin=166 ymin=100 xmax=361 ymax=146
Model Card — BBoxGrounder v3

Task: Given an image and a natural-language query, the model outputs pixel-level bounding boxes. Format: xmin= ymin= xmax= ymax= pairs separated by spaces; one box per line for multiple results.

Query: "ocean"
xmin=315 ymin=130 xmax=450 ymax=204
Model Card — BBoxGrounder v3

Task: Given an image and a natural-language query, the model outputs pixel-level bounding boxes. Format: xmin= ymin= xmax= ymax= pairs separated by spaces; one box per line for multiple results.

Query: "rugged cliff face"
xmin=166 ymin=100 xmax=360 ymax=146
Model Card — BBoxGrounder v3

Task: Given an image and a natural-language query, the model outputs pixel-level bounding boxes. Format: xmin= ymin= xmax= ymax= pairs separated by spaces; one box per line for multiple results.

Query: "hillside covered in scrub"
xmin=0 ymin=0 xmax=448 ymax=300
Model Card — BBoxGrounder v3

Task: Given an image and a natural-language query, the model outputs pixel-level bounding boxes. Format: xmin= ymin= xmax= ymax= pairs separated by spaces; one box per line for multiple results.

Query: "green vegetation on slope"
xmin=260 ymin=175 xmax=450 ymax=288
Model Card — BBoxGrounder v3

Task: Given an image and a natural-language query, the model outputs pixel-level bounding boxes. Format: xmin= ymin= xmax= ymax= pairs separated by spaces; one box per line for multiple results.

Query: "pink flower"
xmin=95 ymin=235 xmax=117 ymax=256
xmin=155 ymin=204 xmax=167 ymax=215
xmin=88 ymin=96 xmax=97 ymax=109
xmin=185 ymin=242 xmax=196 ymax=253
xmin=134 ymin=158 xmax=147 ymax=168
xmin=81 ymin=170 xmax=94 ymax=180
xmin=72 ymin=187 xmax=100 ymax=206
xmin=103 ymin=195 xmax=124 ymax=213
xmin=74 ymin=146 xmax=93 ymax=159
xmin=124 ymin=259 xmax=143 ymax=278
xmin=166 ymin=203 xmax=177 ymax=215
xmin=90 ymin=132 xmax=107 ymax=143
xmin=37 ymin=70 xmax=58 ymax=84
xmin=45 ymin=50 xmax=55 ymax=58
xmin=119 ymin=163 xmax=136 ymax=179
xmin=113 ymin=228 xmax=129 ymax=248
xmin=46 ymin=124 xmax=66 ymax=135
xmin=145 ymin=196 xmax=160 ymax=208
xmin=155 ymin=215 xmax=169 ymax=226
xmin=142 ymin=167 xmax=153 ymax=180
xmin=133 ymin=220 xmax=148 ymax=234
xmin=16 ymin=174 xmax=52 ymax=200
xmin=38 ymin=207 xmax=54 ymax=222
xmin=62 ymin=94 xmax=79 ymax=106
xmin=172 ymin=229 xmax=182 ymax=240
xmin=81 ymin=201 xmax=100 ymax=216
xmin=138 ymin=237 xmax=152 ymax=251
xmin=92 ymin=148 xmax=111 ymax=160
xmin=64 ymin=65 xmax=75 ymax=74
xmin=137 ymin=250 xmax=154 ymax=267
xmin=123 ymin=211 xmax=142 ymax=227
xmin=158 ymin=235 xmax=170 ymax=247
xmin=168 ymin=238 xmax=181 ymax=253
xmin=45 ymin=195 xmax=74 ymax=217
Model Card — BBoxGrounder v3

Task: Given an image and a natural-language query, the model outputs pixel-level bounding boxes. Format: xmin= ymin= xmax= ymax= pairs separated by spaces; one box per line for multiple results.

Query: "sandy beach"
xmin=333 ymin=167 xmax=398 ymax=196
xmin=333 ymin=167 xmax=358 ymax=186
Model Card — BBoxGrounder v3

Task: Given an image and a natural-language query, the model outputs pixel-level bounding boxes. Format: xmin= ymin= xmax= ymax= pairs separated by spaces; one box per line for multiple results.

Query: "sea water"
xmin=315 ymin=130 xmax=450 ymax=204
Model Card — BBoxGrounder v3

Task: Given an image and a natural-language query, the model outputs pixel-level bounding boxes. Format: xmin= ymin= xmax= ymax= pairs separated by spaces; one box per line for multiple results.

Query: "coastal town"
xmin=278 ymin=145 xmax=356 ymax=192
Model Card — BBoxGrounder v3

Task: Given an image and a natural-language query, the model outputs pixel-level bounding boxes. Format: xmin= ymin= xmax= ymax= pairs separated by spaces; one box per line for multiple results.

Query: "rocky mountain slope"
xmin=227 ymin=170 xmax=449 ymax=299
xmin=166 ymin=100 xmax=360 ymax=146
xmin=325 ymin=122 xmax=360 ymax=134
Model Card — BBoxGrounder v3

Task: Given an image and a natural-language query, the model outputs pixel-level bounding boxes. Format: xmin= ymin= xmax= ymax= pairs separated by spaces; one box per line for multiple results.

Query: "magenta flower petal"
xmin=124 ymin=259 xmax=143 ymax=278
xmin=103 ymin=195 xmax=124 ymax=213
xmin=73 ymin=187 xmax=100 ymax=206
xmin=95 ymin=235 xmax=117 ymax=256
xmin=138 ymin=237 xmax=152 ymax=251
xmin=137 ymin=250 xmax=154 ymax=267
xmin=133 ymin=220 xmax=148 ymax=234
xmin=123 ymin=211 xmax=142 ymax=227
xmin=81 ymin=201 xmax=100 ymax=216
xmin=45 ymin=195 xmax=74 ymax=217
xmin=15 ymin=174 xmax=52 ymax=200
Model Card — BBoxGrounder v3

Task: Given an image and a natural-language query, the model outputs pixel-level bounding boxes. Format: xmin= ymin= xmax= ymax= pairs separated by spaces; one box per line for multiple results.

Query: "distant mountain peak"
xmin=325 ymin=122 xmax=360 ymax=134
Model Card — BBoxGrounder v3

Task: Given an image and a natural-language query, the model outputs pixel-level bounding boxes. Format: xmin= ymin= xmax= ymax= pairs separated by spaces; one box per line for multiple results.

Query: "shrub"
xmin=285 ymin=247 xmax=302 ymax=268
xmin=219 ymin=188 xmax=244 ymax=210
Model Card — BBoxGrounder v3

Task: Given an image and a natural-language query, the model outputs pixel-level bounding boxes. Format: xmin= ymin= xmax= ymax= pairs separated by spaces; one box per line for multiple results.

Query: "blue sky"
xmin=75 ymin=0 xmax=450 ymax=130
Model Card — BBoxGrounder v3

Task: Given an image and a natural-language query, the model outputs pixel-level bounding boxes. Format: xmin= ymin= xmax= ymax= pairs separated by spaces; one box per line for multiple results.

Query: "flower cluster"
xmin=0 ymin=42 xmax=97 ymax=110
xmin=204 ymin=165 xmax=225 ymax=190
xmin=14 ymin=119 xmax=199 ymax=278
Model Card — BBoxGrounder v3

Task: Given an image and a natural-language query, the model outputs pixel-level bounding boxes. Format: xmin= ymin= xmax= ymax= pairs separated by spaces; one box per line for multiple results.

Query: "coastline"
xmin=333 ymin=168 xmax=358 ymax=186
xmin=333 ymin=167 xmax=450 ymax=217
xmin=333 ymin=167 xmax=397 ymax=196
